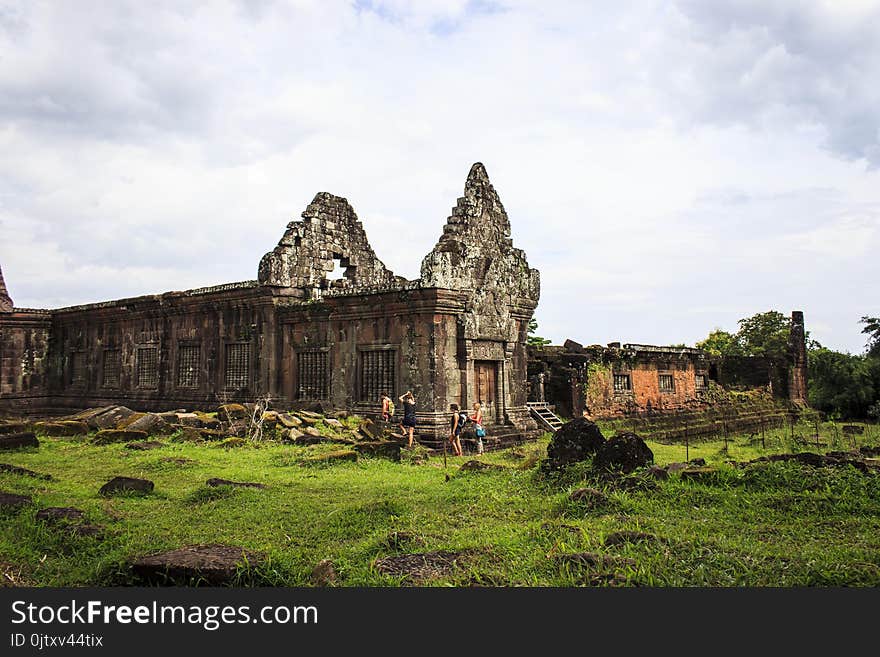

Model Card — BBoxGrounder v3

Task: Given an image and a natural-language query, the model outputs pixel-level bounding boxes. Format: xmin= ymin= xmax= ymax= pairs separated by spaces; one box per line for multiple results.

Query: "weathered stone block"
xmin=542 ymin=419 xmax=605 ymax=471
xmin=124 ymin=413 xmax=173 ymax=435
xmin=131 ymin=545 xmax=261 ymax=585
xmin=278 ymin=413 xmax=303 ymax=428
xmin=92 ymin=429 xmax=149 ymax=445
xmin=0 ymin=463 xmax=52 ymax=479
xmin=99 ymin=476 xmax=154 ymax=496
xmin=300 ymin=450 xmax=357 ymax=465
xmin=0 ymin=422 xmax=27 ymax=434
xmin=0 ymin=432 xmax=38 ymax=450
xmin=592 ymin=432 xmax=653 ymax=474
xmin=0 ymin=491 xmax=32 ymax=510
xmin=34 ymin=421 xmax=89 ymax=436
xmin=217 ymin=404 xmax=248 ymax=421
xmin=175 ymin=413 xmax=204 ymax=427
xmin=89 ymin=406 xmax=136 ymax=430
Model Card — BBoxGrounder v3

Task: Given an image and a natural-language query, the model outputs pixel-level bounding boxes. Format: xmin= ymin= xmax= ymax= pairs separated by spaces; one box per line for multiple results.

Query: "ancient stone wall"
xmin=0 ymin=311 xmax=51 ymax=411
xmin=0 ymin=163 xmax=542 ymax=442
xmin=717 ymin=355 xmax=779 ymax=392
xmin=0 ymin=285 xmax=276 ymax=414
xmin=530 ymin=318 xmax=807 ymax=421
xmin=530 ymin=342 xmax=713 ymax=419
xmin=276 ymin=287 xmax=468 ymax=439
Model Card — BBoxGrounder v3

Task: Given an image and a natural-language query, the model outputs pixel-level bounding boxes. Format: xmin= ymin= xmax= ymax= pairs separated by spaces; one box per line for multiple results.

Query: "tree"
xmin=695 ymin=329 xmax=737 ymax=356
xmin=527 ymin=317 xmax=552 ymax=347
xmin=860 ymin=316 xmax=880 ymax=357
xmin=808 ymin=348 xmax=876 ymax=420
xmin=733 ymin=310 xmax=791 ymax=359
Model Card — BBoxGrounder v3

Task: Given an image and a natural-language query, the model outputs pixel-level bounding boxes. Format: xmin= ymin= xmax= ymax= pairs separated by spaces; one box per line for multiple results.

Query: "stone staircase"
xmin=527 ymin=402 xmax=564 ymax=433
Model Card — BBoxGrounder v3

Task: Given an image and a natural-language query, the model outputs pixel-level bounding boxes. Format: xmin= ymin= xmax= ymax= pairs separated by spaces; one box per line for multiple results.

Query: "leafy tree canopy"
xmin=861 ymin=316 xmax=880 ymax=358
xmin=808 ymin=347 xmax=877 ymax=420
xmin=527 ymin=317 xmax=552 ymax=347
xmin=733 ymin=310 xmax=791 ymax=359
xmin=696 ymin=311 xmax=795 ymax=358
xmin=695 ymin=329 xmax=737 ymax=356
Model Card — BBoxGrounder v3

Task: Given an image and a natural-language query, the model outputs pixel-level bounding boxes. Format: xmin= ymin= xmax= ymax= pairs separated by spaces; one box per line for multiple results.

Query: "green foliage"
xmin=696 ymin=311 xmax=815 ymax=359
xmin=527 ymin=317 xmax=552 ymax=347
xmin=2 ymin=426 xmax=880 ymax=587
xmin=695 ymin=329 xmax=736 ymax=356
xmin=860 ymin=316 xmax=880 ymax=357
xmin=733 ymin=310 xmax=791 ymax=359
xmin=808 ymin=348 xmax=876 ymax=420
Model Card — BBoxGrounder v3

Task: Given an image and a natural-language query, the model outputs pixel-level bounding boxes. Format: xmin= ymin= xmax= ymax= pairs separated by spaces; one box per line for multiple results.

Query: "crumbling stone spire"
xmin=420 ymin=162 xmax=540 ymax=341
xmin=258 ymin=192 xmax=401 ymax=295
xmin=0 ymin=263 xmax=13 ymax=313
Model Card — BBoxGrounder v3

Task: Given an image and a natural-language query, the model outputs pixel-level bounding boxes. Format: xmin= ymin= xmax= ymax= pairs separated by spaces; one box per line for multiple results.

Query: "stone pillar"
xmin=536 ymin=372 xmax=545 ymax=402
xmin=788 ymin=310 xmax=808 ymax=403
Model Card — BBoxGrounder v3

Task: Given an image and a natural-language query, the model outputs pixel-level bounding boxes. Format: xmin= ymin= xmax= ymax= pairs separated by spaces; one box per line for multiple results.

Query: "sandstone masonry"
xmin=0 ymin=164 xmax=541 ymax=443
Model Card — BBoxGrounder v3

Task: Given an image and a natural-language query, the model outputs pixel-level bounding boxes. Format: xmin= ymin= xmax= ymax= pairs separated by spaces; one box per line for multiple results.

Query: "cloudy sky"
xmin=1 ymin=0 xmax=878 ymax=354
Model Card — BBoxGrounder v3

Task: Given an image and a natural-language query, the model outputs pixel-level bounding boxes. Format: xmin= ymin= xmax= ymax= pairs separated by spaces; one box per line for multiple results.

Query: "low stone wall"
xmin=594 ymin=395 xmax=818 ymax=443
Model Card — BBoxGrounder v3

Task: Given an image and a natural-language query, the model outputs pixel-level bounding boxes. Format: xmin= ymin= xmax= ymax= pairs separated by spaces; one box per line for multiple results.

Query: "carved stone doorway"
xmin=474 ymin=360 xmax=499 ymax=422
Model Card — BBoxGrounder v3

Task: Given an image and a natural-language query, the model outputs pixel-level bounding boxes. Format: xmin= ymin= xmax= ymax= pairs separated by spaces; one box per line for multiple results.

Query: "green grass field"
xmin=2 ymin=420 xmax=879 ymax=587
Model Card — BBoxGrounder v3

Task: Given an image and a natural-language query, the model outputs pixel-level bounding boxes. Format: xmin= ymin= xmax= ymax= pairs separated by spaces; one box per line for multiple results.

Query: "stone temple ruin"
xmin=0 ymin=161 xmax=812 ymax=446
xmin=0 ymin=163 xmax=541 ymax=443
xmin=527 ymin=312 xmax=809 ymax=439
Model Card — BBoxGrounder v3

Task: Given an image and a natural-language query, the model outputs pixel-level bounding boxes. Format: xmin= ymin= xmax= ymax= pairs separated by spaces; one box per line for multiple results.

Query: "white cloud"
xmin=0 ymin=0 xmax=878 ymax=353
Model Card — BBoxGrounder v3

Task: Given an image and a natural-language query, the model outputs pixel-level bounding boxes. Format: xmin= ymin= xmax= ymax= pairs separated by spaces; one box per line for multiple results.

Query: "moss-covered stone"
xmin=92 ymin=429 xmax=149 ymax=445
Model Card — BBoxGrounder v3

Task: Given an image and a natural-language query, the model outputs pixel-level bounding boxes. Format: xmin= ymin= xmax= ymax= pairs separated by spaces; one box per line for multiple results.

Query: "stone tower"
xmin=420 ymin=162 xmax=540 ymax=342
xmin=0 ymin=264 xmax=12 ymax=313
xmin=788 ymin=310 xmax=808 ymax=403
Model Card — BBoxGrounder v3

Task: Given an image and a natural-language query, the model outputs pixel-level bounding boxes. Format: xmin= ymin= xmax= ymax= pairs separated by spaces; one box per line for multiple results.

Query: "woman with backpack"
xmin=448 ymin=403 xmax=467 ymax=457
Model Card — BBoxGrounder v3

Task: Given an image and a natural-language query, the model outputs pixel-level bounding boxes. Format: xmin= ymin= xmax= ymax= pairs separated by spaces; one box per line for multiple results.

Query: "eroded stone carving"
xmin=0 ymin=265 xmax=12 ymax=313
xmin=258 ymin=192 xmax=402 ymax=294
xmin=420 ymin=163 xmax=540 ymax=341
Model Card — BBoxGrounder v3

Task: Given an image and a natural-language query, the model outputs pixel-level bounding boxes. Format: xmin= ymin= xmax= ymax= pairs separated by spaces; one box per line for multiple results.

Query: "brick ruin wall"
xmin=528 ymin=311 xmax=810 ymax=439
xmin=529 ymin=343 xmax=713 ymax=419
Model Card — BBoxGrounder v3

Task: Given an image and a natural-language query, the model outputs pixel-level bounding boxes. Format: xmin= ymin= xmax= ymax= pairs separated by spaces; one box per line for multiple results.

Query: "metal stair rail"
xmin=527 ymin=401 xmax=565 ymax=433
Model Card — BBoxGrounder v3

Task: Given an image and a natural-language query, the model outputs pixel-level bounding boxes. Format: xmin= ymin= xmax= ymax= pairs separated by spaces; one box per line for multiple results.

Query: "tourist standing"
xmin=470 ymin=402 xmax=485 ymax=454
xmin=449 ymin=403 xmax=466 ymax=457
xmin=380 ymin=392 xmax=394 ymax=422
xmin=399 ymin=391 xmax=417 ymax=447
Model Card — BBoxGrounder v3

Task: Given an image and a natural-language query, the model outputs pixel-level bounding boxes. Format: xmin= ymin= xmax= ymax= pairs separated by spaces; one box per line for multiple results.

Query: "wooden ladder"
xmin=527 ymin=402 xmax=565 ymax=433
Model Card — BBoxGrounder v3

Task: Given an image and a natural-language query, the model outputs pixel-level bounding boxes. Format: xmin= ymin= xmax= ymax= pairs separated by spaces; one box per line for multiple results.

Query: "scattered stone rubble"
xmin=4 ymin=403 xmax=407 ymax=460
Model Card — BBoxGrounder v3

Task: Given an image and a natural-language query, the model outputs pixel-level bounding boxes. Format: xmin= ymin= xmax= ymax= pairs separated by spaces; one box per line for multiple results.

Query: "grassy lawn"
xmin=1 ymin=421 xmax=879 ymax=587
